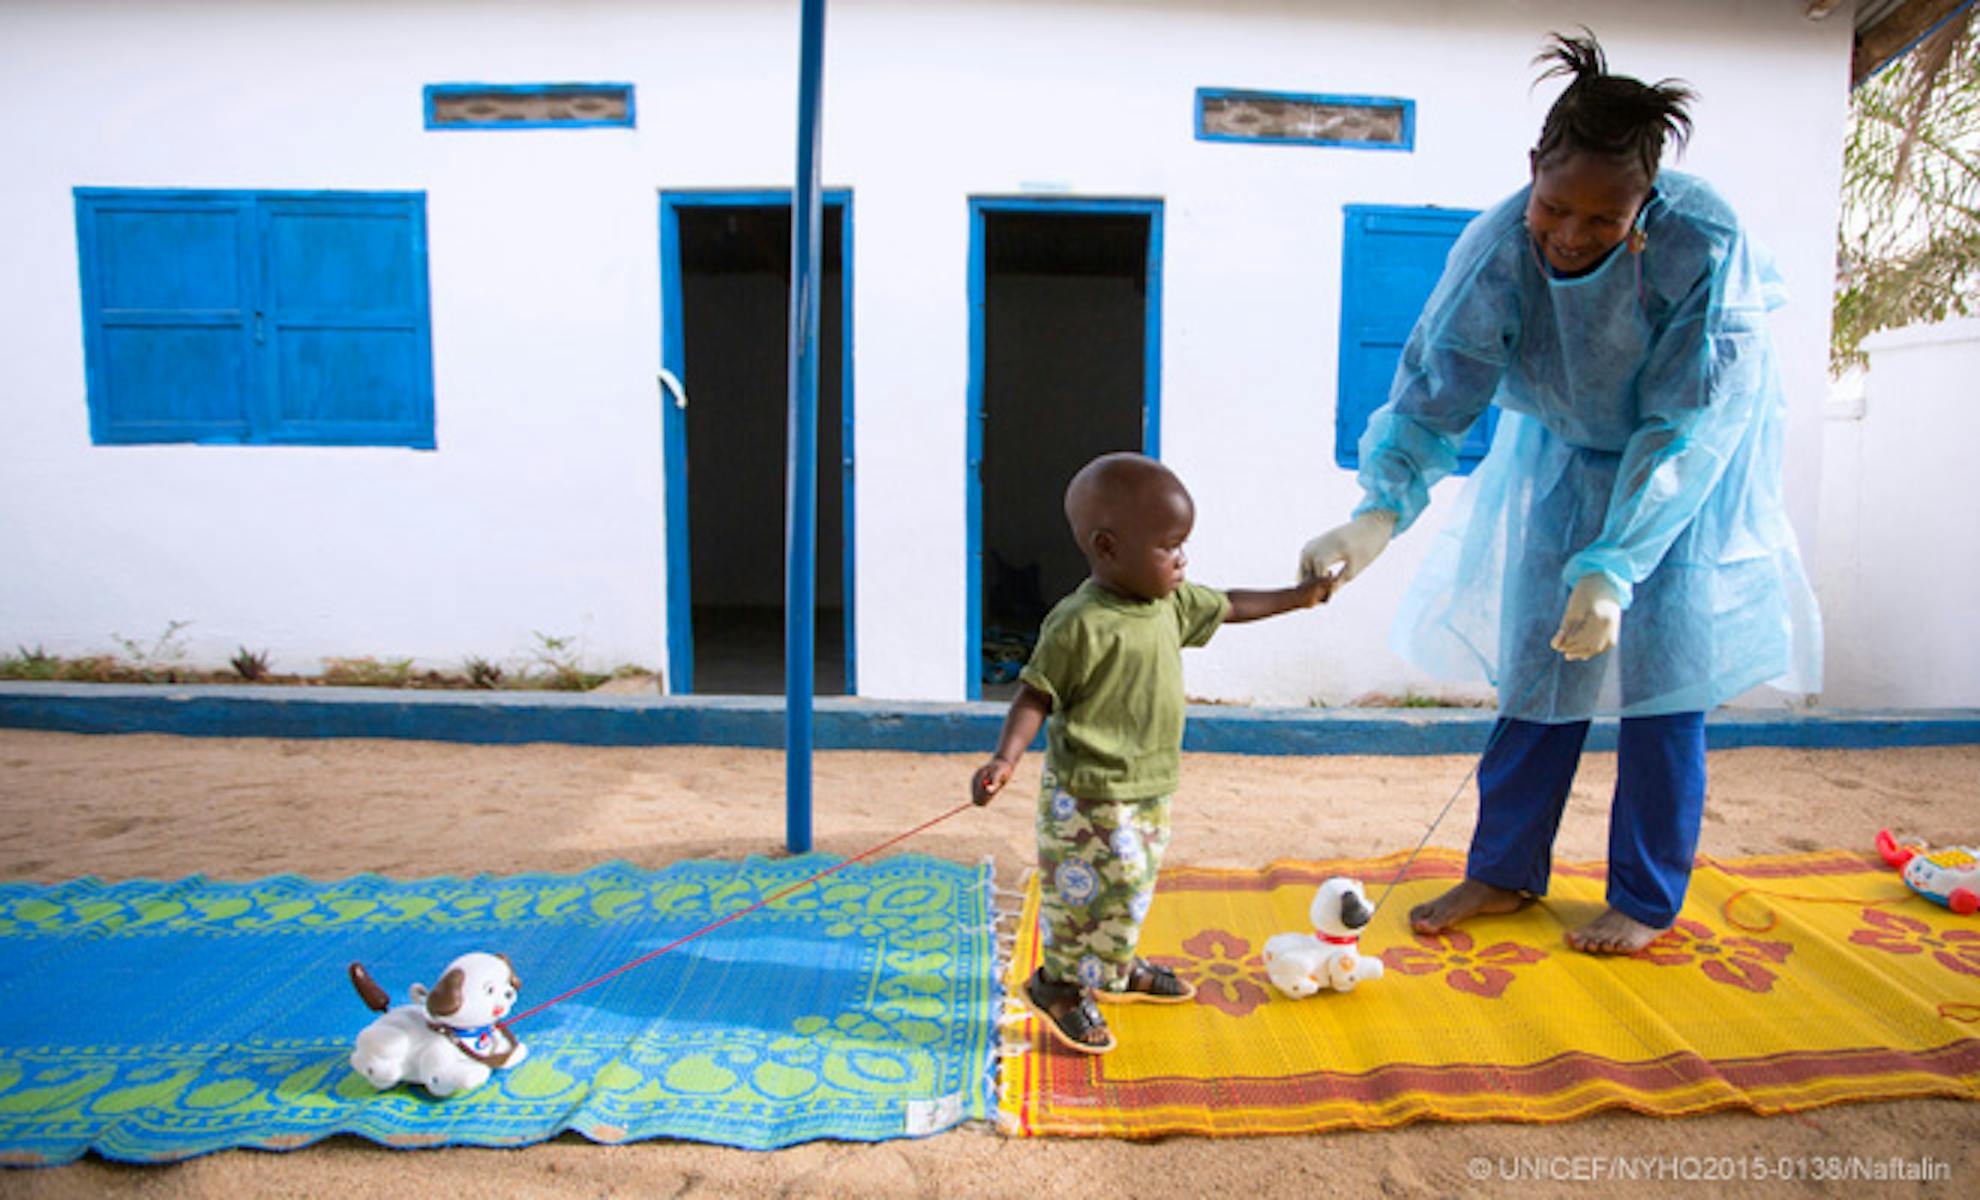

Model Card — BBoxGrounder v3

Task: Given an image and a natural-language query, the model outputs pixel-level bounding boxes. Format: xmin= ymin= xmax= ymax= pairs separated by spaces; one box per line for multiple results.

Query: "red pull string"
xmin=500 ymin=800 xmax=978 ymax=1029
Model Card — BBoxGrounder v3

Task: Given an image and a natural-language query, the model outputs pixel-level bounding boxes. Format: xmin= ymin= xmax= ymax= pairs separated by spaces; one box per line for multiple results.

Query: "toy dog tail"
xmin=1876 ymin=829 xmax=1915 ymax=870
xmin=349 ymin=962 xmax=392 ymax=1013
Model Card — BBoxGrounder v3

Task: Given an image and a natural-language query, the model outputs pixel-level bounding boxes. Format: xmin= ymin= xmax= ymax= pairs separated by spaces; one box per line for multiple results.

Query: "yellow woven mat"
xmin=999 ymin=850 xmax=1980 ymax=1137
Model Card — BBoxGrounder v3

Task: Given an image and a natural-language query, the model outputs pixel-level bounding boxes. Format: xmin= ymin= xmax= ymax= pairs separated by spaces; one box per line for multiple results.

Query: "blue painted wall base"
xmin=2 ymin=684 xmax=1977 ymax=755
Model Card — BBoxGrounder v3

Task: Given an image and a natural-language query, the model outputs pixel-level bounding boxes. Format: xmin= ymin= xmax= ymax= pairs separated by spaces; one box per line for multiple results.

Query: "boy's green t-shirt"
xmin=1018 ymin=578 xmax=1230 ymax=801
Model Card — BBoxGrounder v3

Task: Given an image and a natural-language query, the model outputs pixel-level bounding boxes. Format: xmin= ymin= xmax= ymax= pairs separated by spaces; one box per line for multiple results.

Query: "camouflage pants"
xmin=1035 ymin=764 xmax=1173 ymax=993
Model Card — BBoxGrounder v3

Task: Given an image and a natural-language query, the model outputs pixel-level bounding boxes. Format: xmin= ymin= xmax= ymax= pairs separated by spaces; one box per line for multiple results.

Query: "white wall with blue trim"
xmin=1818 ymin=320 xmax=1980 ymax=709
xmin=0 ymin=0 xmax=1853 ymax=706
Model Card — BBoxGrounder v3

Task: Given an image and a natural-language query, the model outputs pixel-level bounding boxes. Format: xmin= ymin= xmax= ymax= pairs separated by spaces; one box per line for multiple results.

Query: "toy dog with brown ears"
xmin=348 ymin=952 xmax=528 ymax=1097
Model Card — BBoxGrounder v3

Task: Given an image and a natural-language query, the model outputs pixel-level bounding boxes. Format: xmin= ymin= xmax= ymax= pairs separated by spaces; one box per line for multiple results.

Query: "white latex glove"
xmin=1298 ymin=510 xmax=1397 ymax=588
xmin=1550 ymin=574 xmax=1624 ymax=662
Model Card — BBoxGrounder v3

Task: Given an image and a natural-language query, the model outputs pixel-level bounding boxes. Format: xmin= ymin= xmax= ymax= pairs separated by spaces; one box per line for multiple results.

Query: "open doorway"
xmin=967 ymin=198 xmax=1162 ymax=699
xmin=660 ymin=192 xmax=852 ymax=695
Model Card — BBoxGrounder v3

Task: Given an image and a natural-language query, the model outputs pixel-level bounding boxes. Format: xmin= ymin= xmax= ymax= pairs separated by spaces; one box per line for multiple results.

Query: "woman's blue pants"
xmin=1465 ymin=712 xmax=1706 ymax=928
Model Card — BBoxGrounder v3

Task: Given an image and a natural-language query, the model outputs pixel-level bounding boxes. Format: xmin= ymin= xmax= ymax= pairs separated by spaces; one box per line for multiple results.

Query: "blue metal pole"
xmin=785 ymin=0 xmax=827 ymax=854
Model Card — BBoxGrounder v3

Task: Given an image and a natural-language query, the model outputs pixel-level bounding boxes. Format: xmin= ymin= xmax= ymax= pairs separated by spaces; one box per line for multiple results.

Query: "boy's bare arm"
xmin=1223 ymin=575 xmax=1333 ymax=624
xmin=971 ymin=683 xmax=1053 ymax=805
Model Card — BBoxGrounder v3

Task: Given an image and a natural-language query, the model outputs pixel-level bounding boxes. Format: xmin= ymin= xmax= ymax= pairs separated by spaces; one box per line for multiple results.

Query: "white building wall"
xmin=1817 ymin=319 xmax=1980 ymax=709
xmin=0 ymin=0 xmax=1850 ymax=704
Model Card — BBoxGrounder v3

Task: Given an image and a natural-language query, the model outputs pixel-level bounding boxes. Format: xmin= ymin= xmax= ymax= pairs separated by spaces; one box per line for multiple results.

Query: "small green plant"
xmin=322 ymin=656 xmax=415 ymax=687
xmin=229 ymin=647 xmax=271 ymax=682
xmin=1338 ymin=690 xmax=1482 ymax=709
xmin=2 ymin=645 xmax=59 ymax=681
xmin=528 ymin=631 xmax=608 ymax=692
xmin=57 ymin=655 xmax=118 ymax=683
xmin=111 ymin=619 xmax=193 ymax=683
xmin=6 ymin=635 xmax=648 ymax=691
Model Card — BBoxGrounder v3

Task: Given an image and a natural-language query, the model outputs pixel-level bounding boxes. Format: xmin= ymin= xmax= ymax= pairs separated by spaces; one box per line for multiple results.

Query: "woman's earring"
xmin=1626 ymin=227 xmax=1648 ymax=254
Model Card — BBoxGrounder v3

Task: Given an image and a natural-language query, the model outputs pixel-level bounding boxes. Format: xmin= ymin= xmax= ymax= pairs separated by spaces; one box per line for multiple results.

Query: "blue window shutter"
xmin=74 ymin=188 xmax=433 ymax=448
xmin=259 ymin=195 xmax=434 ymax=447
xmin=1336 ymin=205 xmax=1495 ymax=472
xmin=76 ymin=193 xmax=254 ymax=443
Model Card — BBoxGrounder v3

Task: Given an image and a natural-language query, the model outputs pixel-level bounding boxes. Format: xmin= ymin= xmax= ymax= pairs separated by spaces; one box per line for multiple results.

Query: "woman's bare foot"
xmin=1565 ymin=907 xmax=1668 ymax=955
xmin=1408 ymin=879 xmax=1527 ymax=933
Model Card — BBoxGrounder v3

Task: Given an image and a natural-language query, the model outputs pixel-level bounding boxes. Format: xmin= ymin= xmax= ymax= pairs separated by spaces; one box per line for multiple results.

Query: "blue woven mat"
xmin=0 ymin=854 xmax=999 ymax=1164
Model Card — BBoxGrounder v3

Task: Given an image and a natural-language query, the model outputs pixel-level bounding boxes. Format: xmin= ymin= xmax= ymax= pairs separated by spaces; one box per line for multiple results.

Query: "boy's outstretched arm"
xmin=1224 ymin=575 xmax=1333 ymax=624
xmin=971 ymin=683 xmax=1052 ymax=805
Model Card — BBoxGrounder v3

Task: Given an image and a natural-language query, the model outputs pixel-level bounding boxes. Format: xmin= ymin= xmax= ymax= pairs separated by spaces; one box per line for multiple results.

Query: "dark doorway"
xmin=670 ymin=199 xmax=848 ymax=695
xmin=972 ymin=203 xmax=1157 ymax=698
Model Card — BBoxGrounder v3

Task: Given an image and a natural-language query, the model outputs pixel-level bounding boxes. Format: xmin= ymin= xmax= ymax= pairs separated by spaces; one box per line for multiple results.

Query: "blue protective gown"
xmin=1359 ymin=172 xmax=1821 ymax=722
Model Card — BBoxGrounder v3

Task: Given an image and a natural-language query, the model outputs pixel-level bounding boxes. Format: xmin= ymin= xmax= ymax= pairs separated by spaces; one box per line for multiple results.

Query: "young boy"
xmin=972 ymin=452 xmax=1330 ymax=1054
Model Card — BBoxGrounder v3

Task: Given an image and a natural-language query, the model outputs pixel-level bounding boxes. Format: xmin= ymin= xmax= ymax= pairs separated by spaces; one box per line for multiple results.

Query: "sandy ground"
xmin=0 ymin=728 xmax=1975 ymax=1198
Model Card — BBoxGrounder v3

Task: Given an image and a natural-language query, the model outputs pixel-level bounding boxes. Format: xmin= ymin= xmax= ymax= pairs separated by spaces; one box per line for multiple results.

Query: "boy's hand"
xmin=1224 ymin=574 xmax=1337 ymax=624
xmin=971 ymin=758 xmax=1015 ymax=806
xmin=1293 ymin=572 xmax=1335 ymax=608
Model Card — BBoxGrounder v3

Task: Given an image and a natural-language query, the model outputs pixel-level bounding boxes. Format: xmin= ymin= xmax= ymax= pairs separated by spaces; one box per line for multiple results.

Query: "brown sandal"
xmin=1095 ymin=957 xmax=1196 ymax=1005
xmin=1019 ymin=969 xmax=1115 ymax=1055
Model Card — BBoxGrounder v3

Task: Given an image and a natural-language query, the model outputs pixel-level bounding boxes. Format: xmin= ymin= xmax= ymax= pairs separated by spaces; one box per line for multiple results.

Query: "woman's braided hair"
xmin=1533 ymin=30 xmax=1695 ymax=182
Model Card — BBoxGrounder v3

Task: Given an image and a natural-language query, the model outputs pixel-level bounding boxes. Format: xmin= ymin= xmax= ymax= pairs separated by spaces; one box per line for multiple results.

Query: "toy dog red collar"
xmin=427 ymin=1021 xmax=519 ymax=1068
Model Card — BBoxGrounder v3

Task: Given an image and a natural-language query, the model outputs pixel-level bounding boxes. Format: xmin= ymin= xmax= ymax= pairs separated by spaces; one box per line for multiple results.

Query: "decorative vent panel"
xmin=1197 ymin=89 xmax=1412 ymax=150
xmin=425 ymin=84 xmax=634 ymax=130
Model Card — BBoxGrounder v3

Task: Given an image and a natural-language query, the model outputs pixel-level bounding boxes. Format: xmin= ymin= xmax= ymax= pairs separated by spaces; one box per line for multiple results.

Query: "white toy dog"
xmin=348 ymin=952 xmax=528 ymax=1097
xmin=1262 ymin=876 xmax=1387 ymax=998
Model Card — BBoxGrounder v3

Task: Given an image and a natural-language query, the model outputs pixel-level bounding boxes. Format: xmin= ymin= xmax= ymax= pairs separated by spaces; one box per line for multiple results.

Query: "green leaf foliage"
xmin=1835 ymin=14 xmax=1980 ymax=372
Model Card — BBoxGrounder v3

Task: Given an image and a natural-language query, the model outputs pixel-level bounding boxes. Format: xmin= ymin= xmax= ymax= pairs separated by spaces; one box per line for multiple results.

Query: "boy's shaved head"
xmin=1065 ymin=452 xmax=1189 ymax=551
xmin=1065 ymin=451 xmax=1197 ymax=601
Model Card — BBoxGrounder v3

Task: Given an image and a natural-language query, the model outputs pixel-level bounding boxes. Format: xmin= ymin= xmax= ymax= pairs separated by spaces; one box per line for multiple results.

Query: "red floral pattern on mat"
xmin=1150 ymin=930 xmax=1271 ymax=1018
xmin=1635 ymin=918 xmax=1793 ymax=992
xmin=1849 ymin=909 xmax=1980 ymax=977
xmin=1379 ymin=929 xmax=1547 ymax=999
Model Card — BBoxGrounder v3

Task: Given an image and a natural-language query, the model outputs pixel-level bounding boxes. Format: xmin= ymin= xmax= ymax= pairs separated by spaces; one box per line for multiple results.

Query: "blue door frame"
xmin=659 ymin=190 xmax=855 ymax=695
xmin=965 ymin=196 xmax=1164 ymax=700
